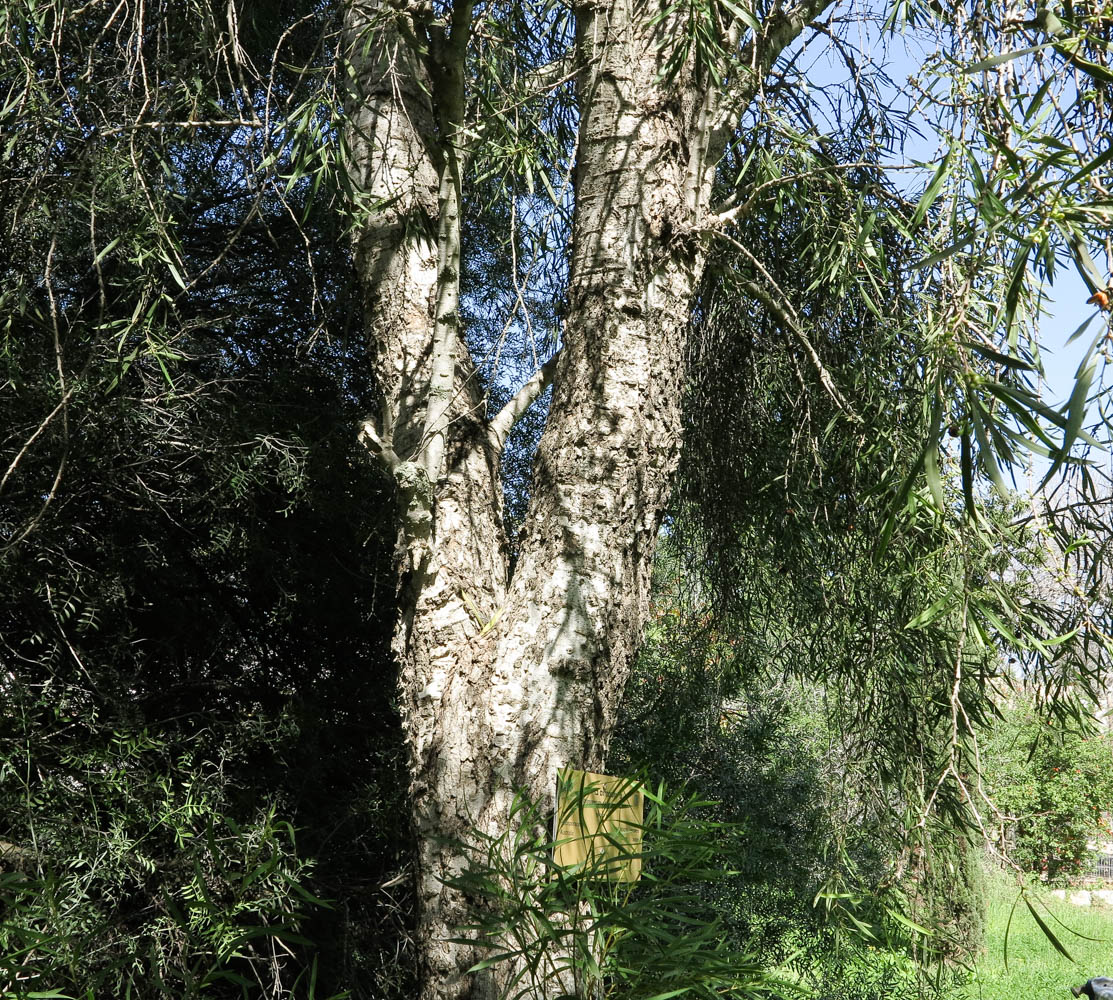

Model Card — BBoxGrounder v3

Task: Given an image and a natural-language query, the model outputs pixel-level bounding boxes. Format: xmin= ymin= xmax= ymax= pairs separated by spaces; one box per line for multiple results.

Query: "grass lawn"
xmin=958 ymin=877 xmax=1113 ymax=1000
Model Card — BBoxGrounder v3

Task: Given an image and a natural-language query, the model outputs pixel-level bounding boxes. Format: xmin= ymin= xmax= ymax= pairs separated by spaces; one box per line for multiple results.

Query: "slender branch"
xmin=514 ymin=49 xmax=576 ymax=99
xmin=488 ymin=353 xmax=560 ymax=454
xmin=418 ymin=0 xmax=474 ymax=484
xmin=3 ymin=239 xmax=70 ymax=552
xmin=472 ymin=59 xmax=580 ymax=154
xmin=98 ymin=119 xmax=263 ymax=135
xmin=0 ymin=389 xmax=75 ymax=497
xmin=719 ymin=231 xmax=860 ymax=421
xmin=710 ymin=0 xmax=837 ymax=154
xmin=704 ymin=160 xmax=914 ymax=229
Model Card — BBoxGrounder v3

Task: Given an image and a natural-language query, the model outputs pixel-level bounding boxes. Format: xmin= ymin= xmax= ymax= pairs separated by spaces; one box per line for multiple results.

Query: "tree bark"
xmin=342 ymin=0 xmax=829 ymax=996
xmin=343 ymin=4 xmax=513 ymax=995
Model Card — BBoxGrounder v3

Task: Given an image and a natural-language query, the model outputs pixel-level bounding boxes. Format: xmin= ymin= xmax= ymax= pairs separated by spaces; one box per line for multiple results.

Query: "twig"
xmin=719 ymin=232 xmax=861 ymax=422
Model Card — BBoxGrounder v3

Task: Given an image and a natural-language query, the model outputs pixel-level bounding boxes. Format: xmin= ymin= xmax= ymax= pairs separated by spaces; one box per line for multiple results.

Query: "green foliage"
xmin=876 ymin=0 xmax=1113 ymax=506
xmin=783 ymin=950 xmax=921 ymax=1000
xmin=614 ymin=633 xmax=856 ymax=960
xmin=612 ymin=540 xmax=995 ymax=995
xmin=908 ymin=835 xmax=987 ymax=970
xmin=0 ymin=721 xmax=337 ymax=1000
xmin=676 ymin=115 xmax=1110 ymax=944
xmin=651 ymin=0 xmax=758 ymax=84
xmin=1 ymin=2 xmax=1112 ymax=999
xmin=983 ymin=699 xmax=1113 ymax=882
xmin=0 ymin=5 xmax=415 ymax=997
xmin=450 ymin=781 xmax=785 ymax=1000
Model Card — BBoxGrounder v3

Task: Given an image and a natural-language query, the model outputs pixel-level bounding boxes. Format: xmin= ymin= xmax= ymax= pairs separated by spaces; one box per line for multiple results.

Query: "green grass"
xmin=957 ymin=874 xmax=1113 ymax=1000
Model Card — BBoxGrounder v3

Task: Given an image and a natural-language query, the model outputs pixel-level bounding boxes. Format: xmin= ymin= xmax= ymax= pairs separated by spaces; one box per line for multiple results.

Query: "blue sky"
xmin=802 ymin=11 xmax=1109 ymax=485
xmin=1038 ymin=268 xmax=1101 ymax=406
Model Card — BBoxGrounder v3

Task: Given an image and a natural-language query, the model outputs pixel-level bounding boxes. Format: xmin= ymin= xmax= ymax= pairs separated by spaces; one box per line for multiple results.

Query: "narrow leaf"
xmin=964 ymin=342 xmax=1036 ymax=372
xmin=1024 ymin=896 xmax=1075 ymax=961
xmin=1003 ymin=890 xmax=1021 ymax=972
xmin=913 ymin=148 xmax=952 ymax=228
xmin=1066 ymin=314 xmax=1095 ymax=346
xmin=1003 ymin=240 xmax=1033 ymax=334
xmin=1064 ymin=142 xmax=1113 ymax=188
xmin=1024 ymin=73 xmax=1056 ymax=121
xmin=964 ymin=42 xmax=1053 ymax=72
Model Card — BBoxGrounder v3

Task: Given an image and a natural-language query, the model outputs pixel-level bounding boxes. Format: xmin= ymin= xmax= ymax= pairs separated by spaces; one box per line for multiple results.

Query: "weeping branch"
xmin=718 ymin=231 xmax=861 ymax=422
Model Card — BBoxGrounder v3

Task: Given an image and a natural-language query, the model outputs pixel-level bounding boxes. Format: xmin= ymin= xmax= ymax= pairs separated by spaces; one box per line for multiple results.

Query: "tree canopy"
xmin=2 ymin=0 xmax=1113 ymax=998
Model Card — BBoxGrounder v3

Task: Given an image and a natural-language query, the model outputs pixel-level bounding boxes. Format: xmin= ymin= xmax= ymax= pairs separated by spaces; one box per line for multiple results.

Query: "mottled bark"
xmin=344 ymin=5 xmax=510 ymax=993
xmin=342 ymin=0 xmax=829 ymax=996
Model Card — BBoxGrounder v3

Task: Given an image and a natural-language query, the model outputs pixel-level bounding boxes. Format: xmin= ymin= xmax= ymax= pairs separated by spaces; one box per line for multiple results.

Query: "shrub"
xmin=450 ymin=779 xmax=786 ymax=1000
xmin=0 ymin=716 xmax=339 ymax=1000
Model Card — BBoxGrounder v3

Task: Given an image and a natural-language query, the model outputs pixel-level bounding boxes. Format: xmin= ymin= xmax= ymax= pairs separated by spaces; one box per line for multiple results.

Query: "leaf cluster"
xmin=0 ymin=720 xmax=336 ymax=1000
xmin=449 ymin=780 xmax=787 ymax=1000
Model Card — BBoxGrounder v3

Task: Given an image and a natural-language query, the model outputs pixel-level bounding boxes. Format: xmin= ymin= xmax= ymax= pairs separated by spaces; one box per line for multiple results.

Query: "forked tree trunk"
xmin=342 ymin=0 xmax=827 ymax=996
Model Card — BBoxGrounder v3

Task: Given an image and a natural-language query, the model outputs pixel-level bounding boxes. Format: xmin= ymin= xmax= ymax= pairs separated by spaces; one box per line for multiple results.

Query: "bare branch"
xmin=0 ymin=388 xmax=75 ymax=497
xmin=488 ymin=352 xmax=560 ymax=454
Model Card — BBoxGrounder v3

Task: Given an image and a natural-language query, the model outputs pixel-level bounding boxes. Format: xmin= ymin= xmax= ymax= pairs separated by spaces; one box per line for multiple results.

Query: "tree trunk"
xmin=342 ymin=0 xmax=827 ymax=995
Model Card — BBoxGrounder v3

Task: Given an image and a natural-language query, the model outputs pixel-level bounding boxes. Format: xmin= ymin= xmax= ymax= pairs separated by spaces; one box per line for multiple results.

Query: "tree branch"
xmin=358 ymin=414 xmax=401 ymax=471
xmin=488 ymin=352 xmax=560 ymax=454
xmin=703 ymin=160 xmax=912 ymax=229
xmin=718 ymin=231 xmax=860 ymax=422
xmin=710 ymin=0 xmax=837 ymax=153
xmin=418 ymin=0 xmax=474 ymax=485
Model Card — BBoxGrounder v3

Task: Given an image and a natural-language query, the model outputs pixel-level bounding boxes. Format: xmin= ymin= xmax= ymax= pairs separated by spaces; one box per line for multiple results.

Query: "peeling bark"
xmin=344 ymin=6 xmax=511 ymax=993
xmin=341 ymin=0 xmax=831 ymax=995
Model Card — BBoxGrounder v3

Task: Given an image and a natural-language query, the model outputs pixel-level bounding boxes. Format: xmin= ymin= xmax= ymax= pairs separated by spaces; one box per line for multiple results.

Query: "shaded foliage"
xmin=449 ymin=778 xmax=783 ymax=1000
xmin=0 ymin=3 xmax=414 ymax=996
xmin=2 ymin=0 xmax=1113 ymax=997
xmin=677 ymin=136 xmax=993 ymax=832
xmin=611 ymin=576 xmax=986 ymax=994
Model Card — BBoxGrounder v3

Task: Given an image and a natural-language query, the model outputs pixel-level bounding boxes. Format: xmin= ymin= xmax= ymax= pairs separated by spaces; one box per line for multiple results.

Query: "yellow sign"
xmin=553 ymin=769 xmax=643 ymax=882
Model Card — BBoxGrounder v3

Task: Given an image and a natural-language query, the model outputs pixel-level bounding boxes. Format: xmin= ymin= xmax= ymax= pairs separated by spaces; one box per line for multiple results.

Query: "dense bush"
xmin=0 ymin=720 xmax=327 ymax=998
xmin=611 ymin=600 xmax=985 ymax=997
xmin=0 ymin=96 xmax=414 ymax=993
xmin=452 ymin=779 xmax=783 ymax=1000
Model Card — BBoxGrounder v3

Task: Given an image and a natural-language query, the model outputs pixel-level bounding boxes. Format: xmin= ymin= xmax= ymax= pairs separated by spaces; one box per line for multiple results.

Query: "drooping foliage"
xmin=1 ymin=0 xmax=1113 ymax=996
xmin=646 ymin=24 xmax=1113 ymax=967
xmin=678 ymin=134 xmax=991 ymax=831
xmin=612 ymin=540 xmax=989 ymax=987
xmin=670 ymin=0 xmax=1113 ymax=860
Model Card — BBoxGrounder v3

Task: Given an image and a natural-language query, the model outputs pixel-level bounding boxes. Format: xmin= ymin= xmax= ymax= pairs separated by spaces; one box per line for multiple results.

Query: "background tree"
xmin=982 ymin=696 xmax=1113 ymax=883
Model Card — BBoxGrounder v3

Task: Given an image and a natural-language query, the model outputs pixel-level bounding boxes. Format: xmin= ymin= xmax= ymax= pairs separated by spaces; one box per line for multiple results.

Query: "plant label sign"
xmin=553 ymin=769 xmax=643 ymax=882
